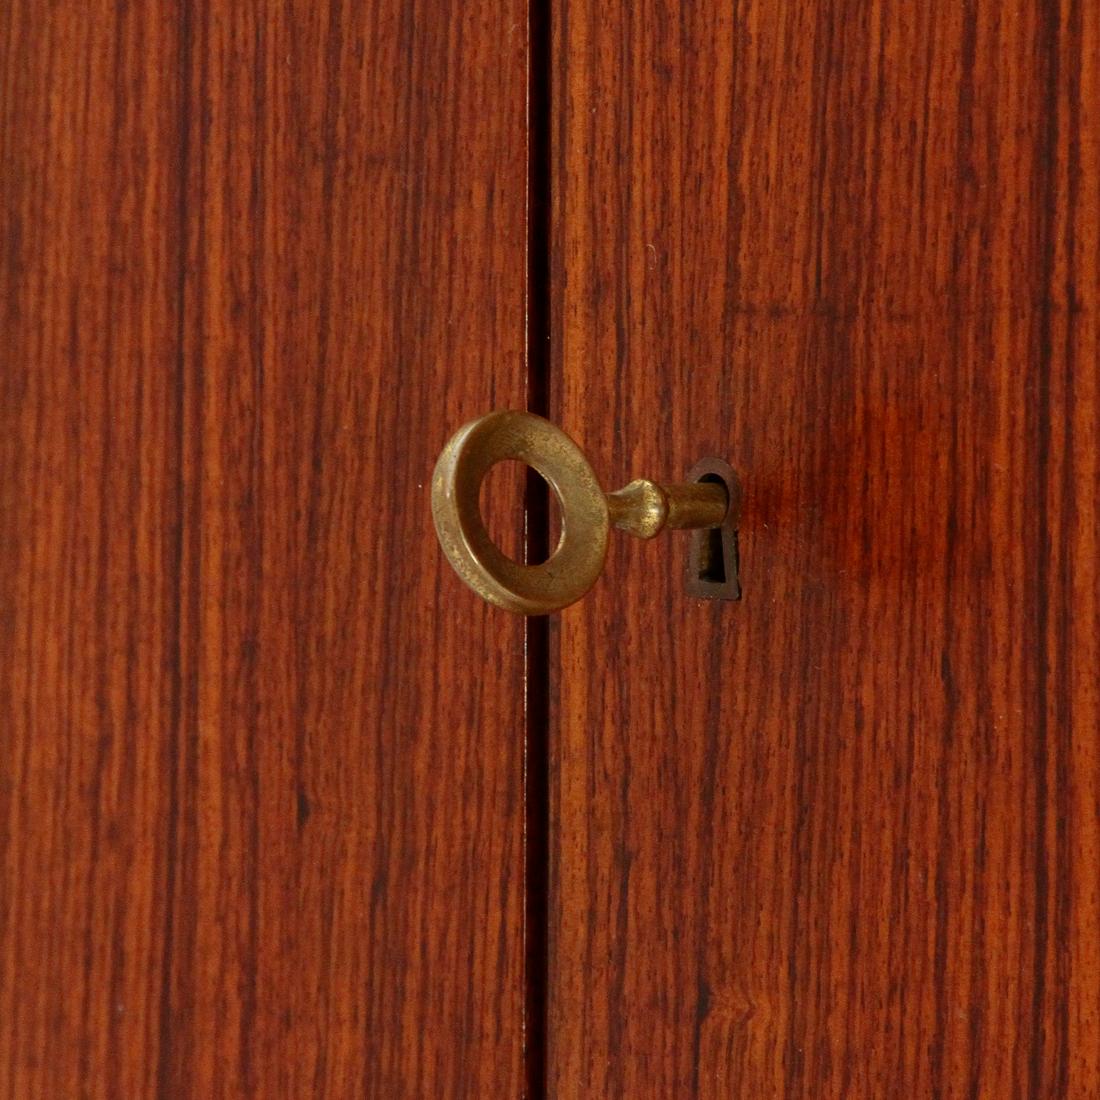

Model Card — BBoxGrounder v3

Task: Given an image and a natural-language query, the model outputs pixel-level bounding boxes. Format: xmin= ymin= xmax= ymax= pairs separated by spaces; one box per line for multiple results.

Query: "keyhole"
xmin=685 ymin=461 xmax=741 ymax=601
xmin=695 ymin=475 xmax=728 ymax=584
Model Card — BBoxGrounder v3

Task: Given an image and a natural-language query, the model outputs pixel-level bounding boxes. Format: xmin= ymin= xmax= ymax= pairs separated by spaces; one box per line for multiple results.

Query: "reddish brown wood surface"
xmin=551 ymin=0 xmax=1100 ymax=1095
xmin=0 ymin=3 xmax=530 ymax=1096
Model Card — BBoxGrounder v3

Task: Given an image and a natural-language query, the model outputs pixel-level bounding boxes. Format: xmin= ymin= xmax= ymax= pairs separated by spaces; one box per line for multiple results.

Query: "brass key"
xmin=431 ymin=411 xmax=740 ymax=614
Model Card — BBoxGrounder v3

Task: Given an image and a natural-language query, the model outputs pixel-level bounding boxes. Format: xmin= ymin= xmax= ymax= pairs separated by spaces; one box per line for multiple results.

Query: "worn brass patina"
xmin=431 ymin=411 xmax=736 ymax=614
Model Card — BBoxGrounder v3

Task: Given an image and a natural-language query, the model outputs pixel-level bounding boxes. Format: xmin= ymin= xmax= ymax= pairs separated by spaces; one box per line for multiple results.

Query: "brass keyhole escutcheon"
xmin=431 ymin=411 xmax=739 ymax=614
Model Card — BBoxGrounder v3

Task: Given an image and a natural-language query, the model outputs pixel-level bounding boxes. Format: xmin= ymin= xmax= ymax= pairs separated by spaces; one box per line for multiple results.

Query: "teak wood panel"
xmin=0 ymin=2 xmax=530 ymax=1096
xmin=551 ymin=0 xmax=1099 ymax=1096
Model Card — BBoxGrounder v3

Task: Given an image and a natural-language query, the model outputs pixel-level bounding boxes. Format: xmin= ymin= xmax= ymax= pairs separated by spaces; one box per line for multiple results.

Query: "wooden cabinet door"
xmin=1 ymin=3 xmax=534 ymax=1096
xmin=548 ymin=0 xmax=1099 ymax=1096
xmin=5 ymin=1 xmax=1099 ymax=1097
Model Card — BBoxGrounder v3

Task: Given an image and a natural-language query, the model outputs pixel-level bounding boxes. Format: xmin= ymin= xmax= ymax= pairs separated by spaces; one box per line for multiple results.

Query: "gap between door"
xmin=524 ymin=0 xmax=552 ymax=1095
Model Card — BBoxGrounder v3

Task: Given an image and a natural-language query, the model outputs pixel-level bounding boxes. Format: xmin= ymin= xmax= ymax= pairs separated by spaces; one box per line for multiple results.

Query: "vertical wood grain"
xmin=0 ymin=2 xmax=530 ymax=1096
xmin=550 ymin=0 xmax=1100 ymax=1095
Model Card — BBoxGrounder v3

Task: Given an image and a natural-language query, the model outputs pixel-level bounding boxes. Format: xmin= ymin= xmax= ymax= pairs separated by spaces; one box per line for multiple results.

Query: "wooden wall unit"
xmin=2 ymin=0 xmax=1098 ymax=1096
